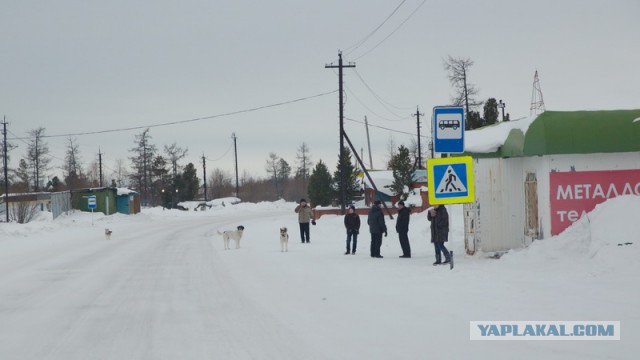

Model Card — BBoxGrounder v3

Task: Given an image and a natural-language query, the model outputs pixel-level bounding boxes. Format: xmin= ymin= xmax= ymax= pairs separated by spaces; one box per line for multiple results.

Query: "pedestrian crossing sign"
xmin=427 ymin=156 xmax=475 ymax=204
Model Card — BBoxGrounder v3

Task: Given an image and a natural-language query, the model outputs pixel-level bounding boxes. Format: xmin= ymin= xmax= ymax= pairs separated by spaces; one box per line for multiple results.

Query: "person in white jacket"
xmin=294 ymin=198 xmax=315 ymax=243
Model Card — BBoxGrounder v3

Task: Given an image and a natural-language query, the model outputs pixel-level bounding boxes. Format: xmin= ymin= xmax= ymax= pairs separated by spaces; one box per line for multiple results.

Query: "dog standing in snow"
xmin=280 ymin=227 xmax=289 ymax=252
xmin=218 ymin=225 xmax=245 ymax=250
xmin=104 ymin=228 xmax=112 ymax=240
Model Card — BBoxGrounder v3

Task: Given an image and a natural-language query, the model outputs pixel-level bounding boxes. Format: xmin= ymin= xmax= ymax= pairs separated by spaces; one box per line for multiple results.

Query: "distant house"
xmin=116 ymin=188 xmax=141 ymax=215
xmin=463 ymin=110 xmax=640 ymax=255
xmin=362 ymin=169 xmax=430 ymax=208
xmin=71 ymin=188 xmax=117 ymax=215
xmin=71 ymin=187 xmax=141 ymax=215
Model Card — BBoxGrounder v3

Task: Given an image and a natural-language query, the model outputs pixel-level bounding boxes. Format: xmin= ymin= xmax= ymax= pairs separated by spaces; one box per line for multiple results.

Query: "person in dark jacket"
xmin=427 ymin=204 xmax=450 ymax=265
xmin=367 ymin=200 xmax=387 ymax=258
xmin=343 ymin=205 xmax=361 ymax=255
xmin=395 ymin=201 xmax=411 ymax=258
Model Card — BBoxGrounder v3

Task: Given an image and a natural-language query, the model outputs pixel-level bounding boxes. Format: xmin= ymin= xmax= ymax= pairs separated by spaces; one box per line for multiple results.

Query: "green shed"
xmin=71 ymin=187 xmax=117 ymax=215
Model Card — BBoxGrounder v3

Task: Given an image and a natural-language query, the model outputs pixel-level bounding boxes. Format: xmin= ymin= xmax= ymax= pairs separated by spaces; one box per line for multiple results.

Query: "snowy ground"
xmin=0 ymin=196 xmax=638 ymax=360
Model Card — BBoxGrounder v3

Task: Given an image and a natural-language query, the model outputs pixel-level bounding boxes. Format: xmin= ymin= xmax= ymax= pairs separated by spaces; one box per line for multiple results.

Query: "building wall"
xmin=469 ymin=152 xmax=640 ymax=253
xmin=537 ymin=152 xmax=640 ymax=239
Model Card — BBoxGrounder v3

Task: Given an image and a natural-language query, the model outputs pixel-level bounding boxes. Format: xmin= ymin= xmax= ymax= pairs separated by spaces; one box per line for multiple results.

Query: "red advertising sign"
xmin=550 ymin=169 xmax=640 ymax=235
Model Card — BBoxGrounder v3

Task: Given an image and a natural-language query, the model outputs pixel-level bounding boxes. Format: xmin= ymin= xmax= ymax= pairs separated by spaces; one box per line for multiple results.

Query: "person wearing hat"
xmin=395 ymin=201 xmax=411 ymax=258
xmin=295 ymin=198 xmax=315 ymax=243
xmin=367 ymin=200 xmax=387 ymax=258
xmin=343 ymin=205 xmax=361 ymax=255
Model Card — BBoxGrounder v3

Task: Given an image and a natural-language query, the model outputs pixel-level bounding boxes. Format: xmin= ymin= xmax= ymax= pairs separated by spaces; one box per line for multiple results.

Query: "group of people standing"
xmin=350 ymin=200 xmax=451 ymax=265
xmin=294 ymin=198 xmax=451 ymax=265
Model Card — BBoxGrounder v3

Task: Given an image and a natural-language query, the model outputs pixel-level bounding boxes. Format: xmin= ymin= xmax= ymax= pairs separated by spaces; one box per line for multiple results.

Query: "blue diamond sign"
xmin=433 ymin=106 xmax=464 ymax=153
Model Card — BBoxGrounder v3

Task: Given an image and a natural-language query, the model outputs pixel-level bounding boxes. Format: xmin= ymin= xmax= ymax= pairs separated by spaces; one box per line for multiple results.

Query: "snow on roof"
xmin=116 ymin=188 xmax=137 ymax=196
xmin=464 ymin=115 xmax=538 ymax=153
xmin=362 ymin=170 xmax=395 ymax=196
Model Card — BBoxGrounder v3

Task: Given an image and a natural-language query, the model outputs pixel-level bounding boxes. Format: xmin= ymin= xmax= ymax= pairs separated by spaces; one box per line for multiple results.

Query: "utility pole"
xmin=325 ymin=51 xmax=355 ymax=213
xmin=34 ymin=135 xmax=39 ymax=192
xmin=364 ymin=116 xmax=373 ymax=170
xmin=202 ymin=154 xmax=207 ymax=202
xmin=412 ymin=106 xmax=424 ymax=168
xmin=2 ymin=117 xmax=9 ymax=222
xmin=98 ymin=148 xmax=103 ymax=187
xmin=232 ymin=133 xmax=239 ymax=197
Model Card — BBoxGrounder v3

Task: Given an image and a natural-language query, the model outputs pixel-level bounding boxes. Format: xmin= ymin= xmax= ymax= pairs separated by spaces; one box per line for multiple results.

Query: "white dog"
xmin=218 ymin=225 xmax=245 ymax=250
xmin=280 ymin=227 xmax=289 ymax=252
xmin=105 ymin=228 xmax=112 ymax=240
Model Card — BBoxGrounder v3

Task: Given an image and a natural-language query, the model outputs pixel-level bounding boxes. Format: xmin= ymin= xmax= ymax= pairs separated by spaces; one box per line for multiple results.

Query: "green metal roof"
xmin=467 ymin=110 xmax=640 ymax=158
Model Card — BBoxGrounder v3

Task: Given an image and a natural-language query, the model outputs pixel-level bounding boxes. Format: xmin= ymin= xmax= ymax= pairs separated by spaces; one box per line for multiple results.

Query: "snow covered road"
xmin=0 ymin=209 xmax=323 ymax=360
xmin=1 ymin=199 xmax=638 ymax=360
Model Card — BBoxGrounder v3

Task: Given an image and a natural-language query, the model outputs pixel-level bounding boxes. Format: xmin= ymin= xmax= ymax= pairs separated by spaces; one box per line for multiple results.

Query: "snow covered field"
xmin=0 ymin=196 xmax=638 ymax=360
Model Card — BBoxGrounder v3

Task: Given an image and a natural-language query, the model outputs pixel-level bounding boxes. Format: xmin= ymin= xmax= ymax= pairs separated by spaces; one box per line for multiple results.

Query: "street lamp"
xmin=498 ymin=100 xmax=506 ymax=121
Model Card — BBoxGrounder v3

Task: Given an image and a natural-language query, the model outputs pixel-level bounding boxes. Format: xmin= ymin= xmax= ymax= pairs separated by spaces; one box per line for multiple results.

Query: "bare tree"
xmin=295 ymin=142 xmax=313 ymax=181
xmin=208 ymin=168 xmax=233 ymax=199
xmin=265 ymin=153 xmax=281 ymax=200
xmin=444 ymin=55 xmax=480 ymax=128
xmin=111 ymin=158 xmax=128 ymax=187
xmin=10 ymin=201 xmax=39 ymax=224
xmin=386 ymin=135 xmax=397 ymax=169
xmin=164 ymin=143 xmax=188 ymax=180
xmin=129 ymin=129 xmax=157 ymax=206
xmin=27 ymin=127 xmax=51 ymax=191
xmin=64 ymin=137 xmax=84 ymax=189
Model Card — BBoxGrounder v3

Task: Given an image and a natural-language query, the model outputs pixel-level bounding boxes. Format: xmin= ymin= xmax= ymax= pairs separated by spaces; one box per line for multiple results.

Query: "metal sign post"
xmin=87 ymin=195 xmax=97 ymax=226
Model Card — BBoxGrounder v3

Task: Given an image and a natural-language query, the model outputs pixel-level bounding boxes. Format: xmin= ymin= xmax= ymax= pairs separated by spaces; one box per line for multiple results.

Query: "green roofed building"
xmin=462 ymin=110 xmax=640 ymax=255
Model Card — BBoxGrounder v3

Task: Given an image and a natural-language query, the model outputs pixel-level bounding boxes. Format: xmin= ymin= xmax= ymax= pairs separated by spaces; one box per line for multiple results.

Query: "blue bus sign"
xmin=87 ymin=196 xmax=97 ymax=209
xmin=433 ymin=107 xmax=465 ymax=153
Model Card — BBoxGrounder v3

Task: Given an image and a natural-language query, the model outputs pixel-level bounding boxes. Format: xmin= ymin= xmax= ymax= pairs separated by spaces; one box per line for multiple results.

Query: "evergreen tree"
xmin=46 ymin=176 xmax=63 ymax=192
xmin=483 ymin=98 xmax=499 ymax=126
xmin=467 ymin=110 xmax=483 ymax=130
xmin=388 ymin=145 xmax=414 ymax=201
xmin=308 ymin=160 xmax=333 ymax=206
xmin=333 ymin=147 xmax=360 ymax=206
xmin=180 ymin=162 xmax=200 ymax=201
xmin=151 ymin=155 xmax=170 ymax=207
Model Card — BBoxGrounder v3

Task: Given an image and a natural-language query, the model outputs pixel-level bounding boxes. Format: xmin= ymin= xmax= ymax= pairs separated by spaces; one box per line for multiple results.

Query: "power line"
xmin=352 ymin=0 xmax=427 ymax=61
xmin=344 ymin=0 xmax=407 ymax=55
xmin=344 ymin=85 xmax=407 ymax=122
xmin=7 ymin=90 xmax=337 ymax=140
xmin=353 ymin=68 xmax=413 ymax=116
xmin=345 ymin=116 xmax=428 ymax=138
xmin=205 ymin=142 xmax=234 ymax=162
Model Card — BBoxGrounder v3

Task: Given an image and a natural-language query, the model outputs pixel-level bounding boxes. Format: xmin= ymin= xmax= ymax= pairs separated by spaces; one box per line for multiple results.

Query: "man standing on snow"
xmin=295 ymin=198 xmax=315 ymax=243
xmin=428 ymin=204 xmax=451 ymax=265
xmin=367 ymin=200 xmax=387 ymax=258
xmin=343 ymin=205 xmax=360 ymax=255
xmin=395 ymin=201 xmax=411 ymax=258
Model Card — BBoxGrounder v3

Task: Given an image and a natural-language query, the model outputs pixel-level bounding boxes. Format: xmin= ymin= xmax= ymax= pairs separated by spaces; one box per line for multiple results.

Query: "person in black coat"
xmin=343 ymin=205 xmax=361 ymax=255
xmin=427 ymin=204 xmax=450 ymax=265
xmin=367 ymin=200 xmax=387 ymax=258
xmin=395 ymin=201 xmax=411 ymax=258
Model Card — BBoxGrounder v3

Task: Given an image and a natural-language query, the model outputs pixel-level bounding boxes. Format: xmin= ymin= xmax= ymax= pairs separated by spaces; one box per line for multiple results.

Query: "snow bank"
xmin=502 ymin=195 xmax=640 ymax=265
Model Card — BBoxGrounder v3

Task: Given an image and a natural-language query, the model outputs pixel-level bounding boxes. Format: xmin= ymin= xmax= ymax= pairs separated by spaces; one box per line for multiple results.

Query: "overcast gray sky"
xmin=2 ymin=0 xmax=638 ymax=184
